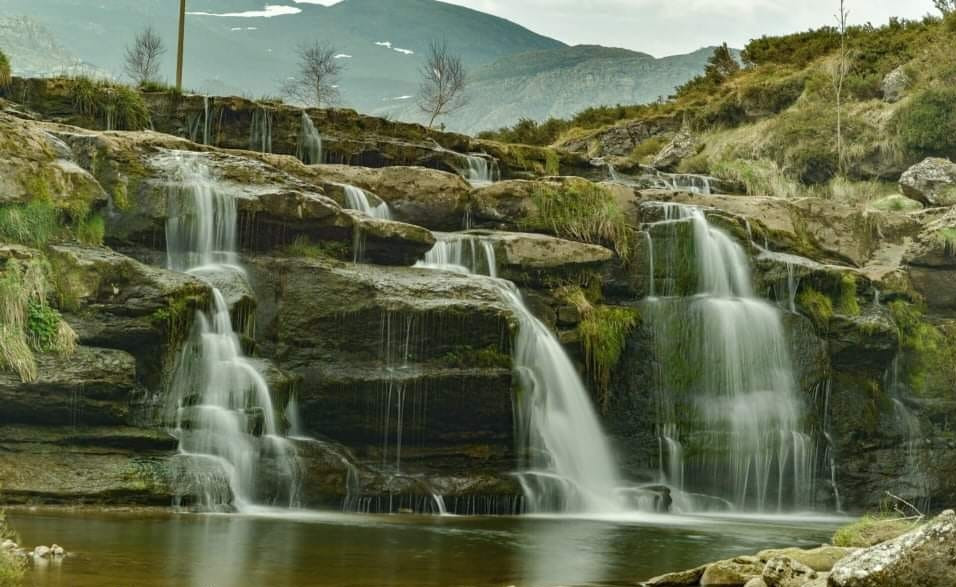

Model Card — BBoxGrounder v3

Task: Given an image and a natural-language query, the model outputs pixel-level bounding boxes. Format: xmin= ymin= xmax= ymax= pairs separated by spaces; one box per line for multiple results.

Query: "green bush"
xmin=894 ymin=87 xmax=956 ymax=160
xmin=0 ymin=50 xmax=10 ymax=88
xmin=845 ymin=73 xmax=883 ymax=101
xmin=738 ymin=74 xmax=807 ymax=114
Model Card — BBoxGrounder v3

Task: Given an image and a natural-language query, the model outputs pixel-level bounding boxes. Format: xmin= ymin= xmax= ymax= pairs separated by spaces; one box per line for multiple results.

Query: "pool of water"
xmin=10 ymin=509 xmax=846 ymax=587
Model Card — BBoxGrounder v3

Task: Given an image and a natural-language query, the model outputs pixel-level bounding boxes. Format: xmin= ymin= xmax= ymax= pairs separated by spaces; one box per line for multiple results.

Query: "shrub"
xmin=894 ymin=87 xmax=956 ymax=160
xmin=629 ymin=136 xmax=668 ymax=163
xmin=0 ymin=50 xmax=10 ymax=88
xmin=69 ymin=77 xmax=150 ymax=130
xmin=738 ymin=74 xmax=807 ymax=115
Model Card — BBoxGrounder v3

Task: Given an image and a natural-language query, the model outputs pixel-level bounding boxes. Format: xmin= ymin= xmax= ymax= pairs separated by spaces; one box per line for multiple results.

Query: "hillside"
xmin=375 ymin=45 xmax=719 ymax=134
xmin=497 ymin=14 xmax=956 ymax=205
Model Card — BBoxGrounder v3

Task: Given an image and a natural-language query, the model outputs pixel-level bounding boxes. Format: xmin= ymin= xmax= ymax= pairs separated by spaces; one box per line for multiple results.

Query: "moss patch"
xmin=889 ymin=300 xmax=956 ymax=396
xmin=797 ymin=287 xmax=834 ymax=330
xmin=578 ymin=305 xmax=639 ymax=412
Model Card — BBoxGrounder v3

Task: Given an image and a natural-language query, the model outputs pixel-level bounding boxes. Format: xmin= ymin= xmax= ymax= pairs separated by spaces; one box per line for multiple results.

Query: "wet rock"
xmin=757 ymin=546 xmax=857 ymax=572
xmin=50 ymin=545 xmax=65 ymax=557
xmin=761 ymin=556 xmax=816 ymax=587
xmin=829 ymin=510 xmax=956 ymax=587
xmin=32 ymin=546 xmax=50 ymax=559
xmin=641 ymin=565 xmax=707 ymax=586
xmin=900 ymin=157 xmax=956 ymax=207
xmin=744 ymin=579 xmax=768 ymax=587
xmin=881 ymin=66 xmax=910 ymax=103
xmin=701 ymin=556 xmax=764 ymax=586
xmin=469 ymin=179 xmax=549 ymax=227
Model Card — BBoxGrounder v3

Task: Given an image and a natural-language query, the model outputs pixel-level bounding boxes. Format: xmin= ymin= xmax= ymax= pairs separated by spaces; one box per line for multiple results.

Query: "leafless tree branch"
xmin=417 ymin=40 xmax=468 ymax=128
xmin=282 ymin=42 xmax=344 ymax=108
xmin=124 ymin=26 xmax=166 ymax=86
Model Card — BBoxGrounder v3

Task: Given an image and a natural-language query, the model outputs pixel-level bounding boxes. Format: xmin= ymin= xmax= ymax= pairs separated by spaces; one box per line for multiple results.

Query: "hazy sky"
xmin=298 ymin=0 xmax=941 ymax=56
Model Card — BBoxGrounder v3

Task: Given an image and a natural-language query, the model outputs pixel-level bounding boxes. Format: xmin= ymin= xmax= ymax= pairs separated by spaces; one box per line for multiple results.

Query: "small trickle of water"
xmin=461 ymin=154 xmax=500 ymax=186
xmin=418 ymin=234 xmax=623 ymax=513
xmin=250 ymin=107 xmax=273 ymax=153
xmin=342 ymin=184 xmax=391 ymax=220
xmin=297 ymin=111 xmax=323 ymax=165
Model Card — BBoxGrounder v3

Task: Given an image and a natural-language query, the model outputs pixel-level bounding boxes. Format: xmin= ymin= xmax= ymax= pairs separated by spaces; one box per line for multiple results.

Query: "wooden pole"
xmin=176 ymin=0 xmax=185 ymax=90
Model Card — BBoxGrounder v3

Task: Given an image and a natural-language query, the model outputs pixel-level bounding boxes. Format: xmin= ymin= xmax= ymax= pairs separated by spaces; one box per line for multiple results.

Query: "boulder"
xmin=900 ymin=158 xmax=956 ymax=207
xmin=761 ymin=556 xmax=817 ymax=587
xmin=757 ymin=546 xmax=858 ymax=572
xmin=701 ymin=556 xmax=764 ymax=586
xmin=556 ymin=114 xmax=681 ymax=158
xmin=829 ymin=510 xmax=956 ymax=587
xmin=652 ymin=130 xmax=698 ymax=171
xmin=881 ymin=66 xmax=910 ymax=103
xmin=745 ymin=580 xmax=769 ymax=587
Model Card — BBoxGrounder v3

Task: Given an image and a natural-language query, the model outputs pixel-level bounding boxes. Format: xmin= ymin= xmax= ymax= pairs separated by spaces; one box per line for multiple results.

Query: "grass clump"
xmin=0 ymin=511 xmax=23 ymax=587
xmin=281 ymin=235 xmax=348 ymax=260
xmin=523 ymin=180 xmax=631 ymax=259
xmin=832 ymin=513 xmax=920 ymax=547
xmin=629 ymin=136 xmax=668 ymax=163
xmin=69 ymin=76 xmax=150 ymax=130
xmin=0 ymin=258 xmax=77 ymax=382
xmin=797 ymin=287 xmax=834 ymax=330
xmin=76 ymin=213 xmax=105 ymax=245
xmin=0 ymin=50 xmax=10 ymax=89
xmin=0 ymin=200 xmax=59 ymax=248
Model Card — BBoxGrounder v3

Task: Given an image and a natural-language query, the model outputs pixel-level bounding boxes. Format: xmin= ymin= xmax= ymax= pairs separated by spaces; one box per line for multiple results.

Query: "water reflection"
xmin=10 ymin=510 xmax=842 ymax=587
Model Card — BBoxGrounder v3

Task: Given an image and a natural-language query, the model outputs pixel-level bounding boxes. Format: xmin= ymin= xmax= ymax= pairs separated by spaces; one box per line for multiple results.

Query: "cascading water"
xmin=461 ymin=154 xmax=500 ymax=187
xmin=885 ymin=355 xmax=931 ymax=510
xmin=296 ymin=111 xmax=323 ymax=165
xmin=341 ymin=184 xmax=392 ymax=220
xmin=161 ymin=152 xmax=299 ymax=510
xmin=642 ymin=203 xmax=814 ymax=511
xmin=417 ymin=234 xmax=623 ymax=513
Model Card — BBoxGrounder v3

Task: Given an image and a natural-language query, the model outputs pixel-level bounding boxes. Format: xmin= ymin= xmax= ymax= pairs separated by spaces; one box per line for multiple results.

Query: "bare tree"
xmin=831 ymin=0 xmax=852 ymax=175
xmin=934 ymin=0 xmax=955 ymax=14
xmin=124 ymin=26 xmax=166 ymax=86
xmin=282 ymin=43 xmax=343 ymax=107
xmin=418 ymin=40 xmax=467 ymax=128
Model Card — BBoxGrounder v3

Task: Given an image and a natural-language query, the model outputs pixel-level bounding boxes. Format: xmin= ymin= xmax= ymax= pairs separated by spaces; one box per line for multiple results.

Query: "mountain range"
xmin=0 ymin=0 xmax=718 ymax=133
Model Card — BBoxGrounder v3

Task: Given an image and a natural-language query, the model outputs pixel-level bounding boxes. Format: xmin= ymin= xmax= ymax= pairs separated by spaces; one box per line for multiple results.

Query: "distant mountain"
xmin=375 ymin=45 xmax=722 ymax=133
xmin=0 ymin=16 xmax=101 ymax=78
xmin=0 ymin=0 xmax=716 ymax=134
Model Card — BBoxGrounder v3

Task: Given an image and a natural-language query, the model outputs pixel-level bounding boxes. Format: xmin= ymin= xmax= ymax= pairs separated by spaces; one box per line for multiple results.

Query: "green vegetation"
xmin=522 ymin=180 xmax=631 ymax=259
xmin=832 ymin=513 xmax=920 ymax=547
xmin=439 ymin=346 xmax=511 ymax=369
xmin=838 ymin=273 xmax=861 ymax=316
xmin=673 ymin=43 xmax=741 ymax=98
xmin=280 ymin=235 xmax=349 ymax=260
xmin=893 ymin=87 xmax=956 ymax=160
xmin=0 ymin=258 xmax=77 ymax=382
xmin=0 ymin=50 xmax=10 ymax=89
xmin=889 ymin=300 xmax=956 ymax=396
xmin=69 ymin=76 xmax=150 ymax=131
xmin=797 ymin=287 xmax=834 ymax=329
xmin=0 ymin=200 xmax=59 ymax=248
xmin=0 ymin=511 xmax=22 ymax=587
xmin=578 ymin=305 xmax=639 ymax=410
xmin=76 ymin=213 xmax=105 ymax=246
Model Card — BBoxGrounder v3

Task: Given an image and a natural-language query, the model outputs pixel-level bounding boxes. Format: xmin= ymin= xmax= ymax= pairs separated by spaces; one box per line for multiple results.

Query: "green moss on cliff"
xmin=797 ymin=287 xmax=833 ymax=330
xmin=69 ymin=77 xmax=150 ymax=131
xmin=439 ymin=346 xmax=511 ymax=369
xmin=889 ymin=300 xmax=956 ymax=396
xmin=832 ymin=513 xmax=921 ymax=547
xmin=839 ymin=274 xmax=861 ymax=316
xmin=579 ymin=305 xmax=639 ymax=412
xmin=0 ymin=51 xmax=10 ymax=89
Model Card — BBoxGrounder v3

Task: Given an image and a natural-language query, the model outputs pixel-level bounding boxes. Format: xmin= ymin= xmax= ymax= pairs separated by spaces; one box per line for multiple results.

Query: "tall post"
xmin=176 ymin=0 xmax=186 ymax=90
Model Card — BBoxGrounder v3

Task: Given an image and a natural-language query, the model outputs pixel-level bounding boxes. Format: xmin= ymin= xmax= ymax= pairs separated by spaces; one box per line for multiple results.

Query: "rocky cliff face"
xmin=1 ymin=79 xmax=955 ymax=514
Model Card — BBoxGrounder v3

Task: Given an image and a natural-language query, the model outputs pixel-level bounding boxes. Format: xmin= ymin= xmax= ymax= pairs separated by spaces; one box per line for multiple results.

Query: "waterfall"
xmin=461 ymin=154 xmax=500 ymax=186
xmin=417 ymin=234 xmax=623 ymax=513
xmin=249 ymin=107 xmax=273 ymax=153
xmin=297 ymin=112 xmax=323 ymax=165
xmin=161 ymin=152 xmax=299 ymax=510
xmin=885 ymin=355 xmax=930 ymax=510
xmin=643 ymin=203 xmax=814 ymax=511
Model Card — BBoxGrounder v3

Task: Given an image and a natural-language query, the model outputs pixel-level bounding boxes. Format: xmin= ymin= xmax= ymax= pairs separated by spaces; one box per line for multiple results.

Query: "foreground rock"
xmin=900 ymin=157 xmax=956 ymax=207
xmin=829 ymin=510 xmax=956 ymax=587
